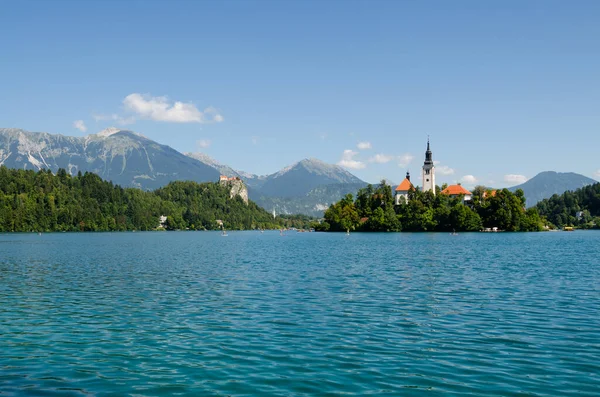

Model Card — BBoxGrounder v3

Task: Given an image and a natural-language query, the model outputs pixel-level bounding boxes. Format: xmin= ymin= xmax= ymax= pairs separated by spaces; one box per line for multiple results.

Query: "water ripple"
xmin=1 ymin=231 xmax=599 ymax=396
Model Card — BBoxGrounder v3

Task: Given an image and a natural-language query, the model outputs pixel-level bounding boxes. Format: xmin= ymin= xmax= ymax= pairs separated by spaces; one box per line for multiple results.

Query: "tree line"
xmin=320 ymin=182 xmax=546 ymax=232
xmin=536 ymin=183 xmax=600 ymax=228
xmin=0 ymin=167 xmax=313 ymax=232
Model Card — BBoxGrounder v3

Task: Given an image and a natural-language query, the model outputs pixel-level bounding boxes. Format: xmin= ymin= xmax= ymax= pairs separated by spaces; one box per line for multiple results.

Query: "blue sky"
xmin=1 ymin=0 xmax=599 ymax=186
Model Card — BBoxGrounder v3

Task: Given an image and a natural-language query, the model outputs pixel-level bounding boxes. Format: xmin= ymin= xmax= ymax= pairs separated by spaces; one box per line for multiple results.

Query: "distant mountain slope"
xmin=254 ymin=182 xmax=368 ymax=217
xmin=184 ymin=153 xmax=368 ymax=215
xmin=258 ymin=158 xmax=365 ymax=197
xmin=185 ymin=152 xmax=268 ymax=190
xmin=509 ymin=171 xmax=598 ymax=206
xmin=0 ymin=128 xmax=368 ymax=215
xmin=0 ymin=128 xmax=219 ymax=189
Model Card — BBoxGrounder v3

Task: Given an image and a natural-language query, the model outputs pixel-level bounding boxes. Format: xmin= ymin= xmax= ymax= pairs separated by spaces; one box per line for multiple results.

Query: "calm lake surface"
xmin=1 ymin=231 xmax=599 ymax=396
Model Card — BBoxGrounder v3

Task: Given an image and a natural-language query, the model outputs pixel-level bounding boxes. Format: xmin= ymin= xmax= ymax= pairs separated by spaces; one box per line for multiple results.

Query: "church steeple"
xmin=421 ymin=137 xmax=436 ymax=195
xmin=406 ymin=171 xmax=410 ymax=181
xmin=424 ymin=137 xmax=433 ymax=165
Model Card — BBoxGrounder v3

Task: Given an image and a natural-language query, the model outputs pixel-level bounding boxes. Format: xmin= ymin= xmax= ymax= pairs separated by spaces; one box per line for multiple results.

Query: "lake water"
xmin=0 ymin=231 xmax=599 ymax=396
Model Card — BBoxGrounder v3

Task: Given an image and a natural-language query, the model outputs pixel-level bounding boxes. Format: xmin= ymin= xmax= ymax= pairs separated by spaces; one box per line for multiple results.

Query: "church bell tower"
xmin=422 ymin=138 xmax=435 ymax=195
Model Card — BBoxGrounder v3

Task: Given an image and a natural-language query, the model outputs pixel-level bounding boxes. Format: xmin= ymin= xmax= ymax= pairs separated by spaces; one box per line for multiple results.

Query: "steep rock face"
xmin=0 ymin=128 xmax=220 ymax=189
xmin=509 ymin=171 xmax=598 ymax=206
xmin=219 ymin=178 xmax=249 ymax=204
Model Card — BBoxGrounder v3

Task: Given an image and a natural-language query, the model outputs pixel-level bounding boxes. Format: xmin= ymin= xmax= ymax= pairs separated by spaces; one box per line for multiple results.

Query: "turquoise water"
xmin=1 ymin=231 xmax=599 ymax=396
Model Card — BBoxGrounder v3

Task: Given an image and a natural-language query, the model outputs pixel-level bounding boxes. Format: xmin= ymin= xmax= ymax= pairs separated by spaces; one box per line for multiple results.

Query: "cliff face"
xmin=220 ymin=179 xmax=249 ymax=204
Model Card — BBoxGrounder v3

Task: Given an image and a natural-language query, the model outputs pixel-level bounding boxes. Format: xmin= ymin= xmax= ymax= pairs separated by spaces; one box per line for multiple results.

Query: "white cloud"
xmin=594 ymin=169 xmax=600 ymax=179
xmin=251 ymin=136 xmax=259 ymax=145
xmin=430 ymin=160 xmax=454 ymax=175
xmin=398 ymin=153 xmax=414 ymax=167
xmin=369 ymin=154 xmax=393 ymax=164
xmin=73 ymin=120 xmax=87 ymax=132
xmin=203 ymin=106 xmax=224 ymax=123
xmin=436 ymin=165 xmax=455 ymax=176
xmin=504 ymin=174 xmax=528 ymax=184
xmin=337 ymin=149 xmax=366 ymax=170
xmin=197 ymin=139 xmax=211 ymax=149
xmin=93 ymin=113 xmax=136 ymax=125
xmin=122 ymin=93 xmax=223 ymax=123
xmin=460 ymin=175 xmax=478 ymax=184
xmin=357 ymin=141 xmax=372 ymax=150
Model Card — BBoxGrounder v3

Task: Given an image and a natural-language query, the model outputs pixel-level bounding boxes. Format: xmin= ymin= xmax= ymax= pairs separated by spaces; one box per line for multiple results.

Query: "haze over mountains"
xmin=1 ymin=128 xmax=596 ymax=215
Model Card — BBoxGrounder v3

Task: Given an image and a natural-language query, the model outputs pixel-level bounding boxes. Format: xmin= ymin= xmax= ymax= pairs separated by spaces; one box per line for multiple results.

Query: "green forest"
xmin=0 ymin=167 xmax=311 ymax=232
xmin=536 ymin=183 xmax=600 ymax=228
xmin=321 ymin=182 xmax=546 ymax=232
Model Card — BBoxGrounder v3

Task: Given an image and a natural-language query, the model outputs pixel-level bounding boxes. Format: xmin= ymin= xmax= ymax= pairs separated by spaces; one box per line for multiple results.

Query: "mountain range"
xmin=1 ymin=127 xmax=596 ymax=215
xmin=0 ymin=128 xmax=366 ymax=216
xmin=0 ymin=127 xmax=220 ymax=190
xmin=509 ymin=171 xmax=598 ymax=207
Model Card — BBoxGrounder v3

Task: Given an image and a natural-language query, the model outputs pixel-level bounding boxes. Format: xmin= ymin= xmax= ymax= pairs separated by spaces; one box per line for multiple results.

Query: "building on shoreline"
xmin=394 ymin=139 xmax=473 ymax=205
xmin=441 ymin=184 xmax=473 ymax=204
xmin=422 ymin=139 xmax=435 ymax=195
xmin=394 ymin=171 xmax=413 ymax=205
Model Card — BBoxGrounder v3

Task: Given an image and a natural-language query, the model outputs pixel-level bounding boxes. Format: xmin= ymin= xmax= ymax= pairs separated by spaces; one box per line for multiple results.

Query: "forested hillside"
xmin=0 ymin=166 xmax=308 ymax=232
xmin=536 ymin=183 xmax=600 ymax=228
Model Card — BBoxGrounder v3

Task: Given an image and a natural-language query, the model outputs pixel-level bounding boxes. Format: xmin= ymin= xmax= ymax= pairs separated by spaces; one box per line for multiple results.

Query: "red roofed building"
xmin=483 ymin=189 xmax=497 ymax=199
xmin=219 ymin=175 xmax=240 ymax=182
xmin=394 ymin=171 xmax=414 ymax=205
xmin=441 ymin=184 xmax=473 ymax=203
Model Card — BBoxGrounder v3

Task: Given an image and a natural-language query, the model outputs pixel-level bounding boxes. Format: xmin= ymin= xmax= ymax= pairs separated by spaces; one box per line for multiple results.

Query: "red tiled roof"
xmin=441 ymin=184 xmax=472 ymax=196
xmin=395 ymin=178 xmax=413 ymax=191
xmin=483 ymin=189 xmax=497 ymax=198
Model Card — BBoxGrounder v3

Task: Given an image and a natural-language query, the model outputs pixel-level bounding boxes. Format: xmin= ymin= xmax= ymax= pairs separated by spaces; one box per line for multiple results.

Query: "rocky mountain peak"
xmin=95 ymin=127 xmax=121 ymax=138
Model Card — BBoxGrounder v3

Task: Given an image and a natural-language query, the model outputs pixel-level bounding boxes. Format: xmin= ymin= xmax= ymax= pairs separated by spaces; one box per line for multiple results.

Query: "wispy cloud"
xmin=398 ymin=153 xmax=414 ymax=167
xmin=73 ymin=120 xmax=87 ymax=132
xmin=197 ymin=139 xmax=211 ymax=149
xmin=594 ymin=169 xmax=600 ymax=179
xmin=504 ymin=174 xmax=528 ymax=184
xmin=93 ymin=113 xmax=136 ymax=125
xmin=460 ymin=175 xmax=478 ymax=184
xmin=436 ymin=165 xmax=455 ymax=176
xmin=369 ymin=154 xmax=393 ymax=164
xmin=357 ymin=141 xmax=371 ymax=150
xmin=337 ymin=149 xmax=366 ymax=170
xmin=251 ymin=136 xmax=259 ymax=145
xmin=123 ymin=93 xmax=223 ymax=123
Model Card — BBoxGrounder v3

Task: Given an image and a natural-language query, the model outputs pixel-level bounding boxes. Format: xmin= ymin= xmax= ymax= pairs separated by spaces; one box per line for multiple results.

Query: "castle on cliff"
xmin=219 ymin=175 xmax=249 ymax=204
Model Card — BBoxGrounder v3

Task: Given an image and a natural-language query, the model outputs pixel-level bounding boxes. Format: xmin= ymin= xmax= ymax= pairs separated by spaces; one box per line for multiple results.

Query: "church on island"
xmin=394 ymin=140 xmax=473 ymax=205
